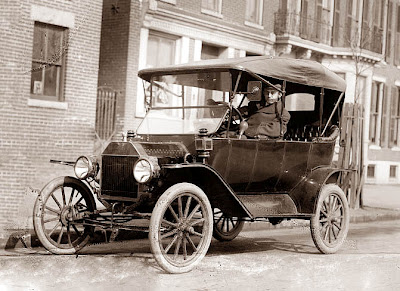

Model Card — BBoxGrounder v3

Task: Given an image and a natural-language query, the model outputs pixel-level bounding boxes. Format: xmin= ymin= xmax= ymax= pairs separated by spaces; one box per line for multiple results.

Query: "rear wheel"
xmin=149 ymin=183 xmax=213 ymax=273
xmin=213 ymin=208 xmax=244 ymax=241
xmin=310 ymin=184 xmax=350 ymax=254
xmin=33 ymin=176 xmax=96 ymax=254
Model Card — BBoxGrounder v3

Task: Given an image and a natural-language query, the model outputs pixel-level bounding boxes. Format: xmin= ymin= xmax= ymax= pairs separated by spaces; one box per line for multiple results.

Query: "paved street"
xmin=1 ymin=219 xmax=400 ymax=290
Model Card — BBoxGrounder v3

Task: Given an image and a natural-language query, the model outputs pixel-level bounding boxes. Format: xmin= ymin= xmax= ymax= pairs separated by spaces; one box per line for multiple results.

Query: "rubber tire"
xmin=310 ymin=184 xmax=350 ymax=254
xmin=33 ymin=176 xmax=96 ymax=254
xmin=149 ymin=183 xmax=213 ymax=274
xmin=213 ymin=210 xmax=244 ymax=241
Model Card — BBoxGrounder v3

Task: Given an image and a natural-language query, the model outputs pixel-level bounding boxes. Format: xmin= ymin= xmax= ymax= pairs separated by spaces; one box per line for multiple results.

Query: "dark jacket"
xmin=245 ymin=101 xmax=290 ymax=138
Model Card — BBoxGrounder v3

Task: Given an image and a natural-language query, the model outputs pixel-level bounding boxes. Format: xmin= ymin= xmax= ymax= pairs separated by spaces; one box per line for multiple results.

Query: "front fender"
xmin=289 ymin=166 xmax=348 ymax=214
xmin=161 ymin=164 xmax=252 ymax=218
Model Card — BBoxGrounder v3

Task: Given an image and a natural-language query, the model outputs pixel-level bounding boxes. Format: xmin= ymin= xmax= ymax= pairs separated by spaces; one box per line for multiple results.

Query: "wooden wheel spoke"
xmin=178 ymin=196 xmax=183 ymax=218
xmin=168 ymin=205 xmax=179 ymax=222
xmin=183 ymin=236 xmax=187 ymax=260
xmin=67 ymin=225 xmax=72 ymax=246
xmin=230 ymin=217 xmax=235 ymax=227
xmin=68 ymin=189 xmax=75 ymax=207
xmin=43 ymin=216 xmax=60 ymax=224
xmin=61 ymin=187 xmax=66 ymax=207
xmin=57 ymin=225 xmax=64 ymax=245
xmin=320 ymin=209 xmax=329 ymax=217
xmin=333 ymin=204 xmax=343 ymax=213
xmin=331 ymin=196 xmax=337 ymax=213
xmin=187 ymin=204 xmax=201 ymax=221
xmin=184 ymin=196 xmax=192 ymax=218
xmin=75 ymin=196 xmax=84 ymax=207
xmin=190 ymin=230 xmax=204 ymax=237
xmin=216 ymin=214 xmax=224 ymax=225
xmin=185 ymin=233 xmax=197 ymax=252
xmin=226 ymin=218 xmax=230 ymax=232
xmin=319 ymin=217 xmax=329 ymax=223
xmin=164 ymin=233 xmax=179 ymax=253
xmin=213 ymin=209 xmax=222 ymax=216
xmin=45 ymin=206 xmax=61 ymax=215
xmin=51 ymin=194 xmax=62 ymax=210
xmin=173 ymin=235 xmax=182 ymax=260
xmin=332 ymin=221 xmax=342 ymax=231
xmin=331 ymin=226 xmax=337 ymax=240
xmin=161 ymin=228 xmax=179 ymax=239
xmin=48 ymin=221 xmax=61 ymax=237
xmin=322 ymin=224 xmax=329 ymax=241
xmin=322 ymin=201 xmax=329 ymax=213
xmin=162 ymin=219 xmax=177 ymax=228
xmin=72 ymin=224 xmax=82 ymax=237
xmin=189 ymin=218 xmax=205 ymax=227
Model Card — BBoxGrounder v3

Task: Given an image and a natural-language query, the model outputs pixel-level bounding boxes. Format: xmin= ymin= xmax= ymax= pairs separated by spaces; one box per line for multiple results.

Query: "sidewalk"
xmin=2 ymin=184 xmax=400 ymax=250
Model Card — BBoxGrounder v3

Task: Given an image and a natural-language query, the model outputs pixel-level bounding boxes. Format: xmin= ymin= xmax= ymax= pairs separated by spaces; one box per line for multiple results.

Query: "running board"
xmin=237 ymin=194 xmax=298 ymax=217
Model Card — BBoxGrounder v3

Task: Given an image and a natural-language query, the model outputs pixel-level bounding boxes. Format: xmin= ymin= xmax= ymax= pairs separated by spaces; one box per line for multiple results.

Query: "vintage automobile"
xmin=33 ymin=56 xmax=350 ymax=273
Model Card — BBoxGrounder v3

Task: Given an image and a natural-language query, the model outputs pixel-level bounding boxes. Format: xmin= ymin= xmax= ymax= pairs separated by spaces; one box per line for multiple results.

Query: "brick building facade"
xmin=0 ymin=0 xmax=102 ymax=229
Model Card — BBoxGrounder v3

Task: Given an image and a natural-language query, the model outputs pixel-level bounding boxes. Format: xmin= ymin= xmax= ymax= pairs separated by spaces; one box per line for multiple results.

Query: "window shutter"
xmin=380 ymin=84 xmax=387 ymax=147
xmin=333 ymin=0 xmax=341 ymax=46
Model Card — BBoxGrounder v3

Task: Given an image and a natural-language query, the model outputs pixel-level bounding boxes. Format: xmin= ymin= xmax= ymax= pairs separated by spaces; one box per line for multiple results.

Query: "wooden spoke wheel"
xmin=213 ymin=208 xmax=244 ymax=241
xmin=310 ymin=184 xmax=350 ymax=254
xmin=149 ymin=183 xmax=213 ymax=273
xmin=33 ymin=176 xmax=96 ymax=254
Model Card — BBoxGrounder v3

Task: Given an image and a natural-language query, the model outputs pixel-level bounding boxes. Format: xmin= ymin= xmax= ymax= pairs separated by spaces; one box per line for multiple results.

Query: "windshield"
xmin=137 ymin=71 xmax=232 ymax=135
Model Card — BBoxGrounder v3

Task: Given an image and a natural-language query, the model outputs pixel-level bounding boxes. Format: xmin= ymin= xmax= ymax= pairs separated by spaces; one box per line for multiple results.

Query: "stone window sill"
xmin=28 ymin=98 xmax=68 ymax=110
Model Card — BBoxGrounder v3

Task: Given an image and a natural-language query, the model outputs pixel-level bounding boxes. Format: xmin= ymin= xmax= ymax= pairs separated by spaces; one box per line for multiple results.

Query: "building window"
xmin=245 ymin=0 xmax=263 ymax=26
xmin=145 ymin=32 xmax=177 ymax=107
xmin=390 ymin=165 xmax=397 ymax=178
xmin=30 ymin=22 xmax=68 ymax=101
xmin=201 ymin=0 xmax=222 ymax=16
xmin=146 ymin=33 xmax=176 ymax=68
xmin=367 ymin=165 xmax=375 ymax=178
xmin=369 ymin=81 xmax=384 ymax=145
xmin=390 ymin=87 xmax=400 ymax=147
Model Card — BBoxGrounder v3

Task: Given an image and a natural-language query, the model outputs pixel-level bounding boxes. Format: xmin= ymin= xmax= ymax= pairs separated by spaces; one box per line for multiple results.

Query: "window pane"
xmin=33 ymin=24 xmax=46 ymax=61
xmin=43 ymin=65 xmax=58 ymax=97
xmin=390 ymin=165 xmax=397 ymax=178
xmin=31 ymin=63 xmax=44 ymax=95
xmin=46 ymin=26 xmax=63 ymax=65
xmin=367 ymin=165 xmax=375 ymax=177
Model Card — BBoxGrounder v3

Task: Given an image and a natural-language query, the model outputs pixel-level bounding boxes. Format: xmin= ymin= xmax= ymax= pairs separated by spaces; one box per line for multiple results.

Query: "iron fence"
xmin=96 ymin=87 xmax=117 ymax=140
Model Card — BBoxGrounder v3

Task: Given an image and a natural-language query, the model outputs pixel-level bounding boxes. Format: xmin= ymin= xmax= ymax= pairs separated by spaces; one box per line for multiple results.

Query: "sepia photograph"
xmin=1 ymin=0 xmax=400 ymax=290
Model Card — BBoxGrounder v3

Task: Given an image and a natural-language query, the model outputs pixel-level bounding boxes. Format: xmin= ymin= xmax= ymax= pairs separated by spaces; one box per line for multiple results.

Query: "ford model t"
xmin=33 ymin=56 xmax=349 ymax=273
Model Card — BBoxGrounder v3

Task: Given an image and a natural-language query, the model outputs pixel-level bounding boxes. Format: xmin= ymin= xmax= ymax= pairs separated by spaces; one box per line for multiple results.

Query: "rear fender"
xmin=289 ymin=166 xmax=348 ymax=214
xmin=161 ymin=164 xmax=252 ymax=218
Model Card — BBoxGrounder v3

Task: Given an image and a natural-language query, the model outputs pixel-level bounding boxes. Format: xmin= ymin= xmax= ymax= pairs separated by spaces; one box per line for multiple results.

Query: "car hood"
xmin=102 ymin=141 xmax=189 ymax=159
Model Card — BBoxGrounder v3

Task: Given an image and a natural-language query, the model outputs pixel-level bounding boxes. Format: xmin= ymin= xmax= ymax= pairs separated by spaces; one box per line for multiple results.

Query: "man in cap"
xmin=245 ymin=84 xmax=290 ymax=139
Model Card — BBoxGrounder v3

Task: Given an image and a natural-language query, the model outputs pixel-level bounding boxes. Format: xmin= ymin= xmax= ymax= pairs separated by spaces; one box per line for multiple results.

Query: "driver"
xmin=245 ymin=84 xmax=290 ymax=139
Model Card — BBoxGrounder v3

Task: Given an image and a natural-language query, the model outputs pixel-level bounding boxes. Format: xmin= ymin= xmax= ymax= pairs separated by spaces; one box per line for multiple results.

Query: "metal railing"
xmin=274 ymin=12 xmax=332 ymax=45
xmin=96 ymin=87 xmax=117 ymax=140
xmin=274 ymin=12 xmax=383 ymax=54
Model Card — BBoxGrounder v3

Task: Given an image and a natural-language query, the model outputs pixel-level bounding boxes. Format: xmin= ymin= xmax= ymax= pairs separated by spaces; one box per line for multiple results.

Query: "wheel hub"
xmin=60 ymin=206 xmax=76 ymax=226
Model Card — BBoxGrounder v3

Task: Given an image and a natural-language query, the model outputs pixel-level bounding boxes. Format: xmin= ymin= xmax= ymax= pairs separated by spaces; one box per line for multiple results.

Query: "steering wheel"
xmin=218 ymin=107 xmax=244 ymax=134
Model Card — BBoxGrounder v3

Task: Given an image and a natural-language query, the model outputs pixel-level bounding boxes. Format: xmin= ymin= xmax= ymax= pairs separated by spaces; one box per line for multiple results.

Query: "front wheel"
xmin=149 ymin=183 xmax=213 ymax=273
xmin=310 ymin=184 xmax=350 ymax=254
xmin=33 ymin=176 xmax=96 ymax=254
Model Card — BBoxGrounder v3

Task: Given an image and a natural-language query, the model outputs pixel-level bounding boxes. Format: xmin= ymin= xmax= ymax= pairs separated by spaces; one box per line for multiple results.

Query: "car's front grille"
xmin=101 ymin=155 xmax=138 ymax=198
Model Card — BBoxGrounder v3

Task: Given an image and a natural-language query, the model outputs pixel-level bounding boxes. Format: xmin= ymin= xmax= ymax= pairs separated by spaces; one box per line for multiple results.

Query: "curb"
xmin=2 ymin=207 xmax=400 ymax=251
